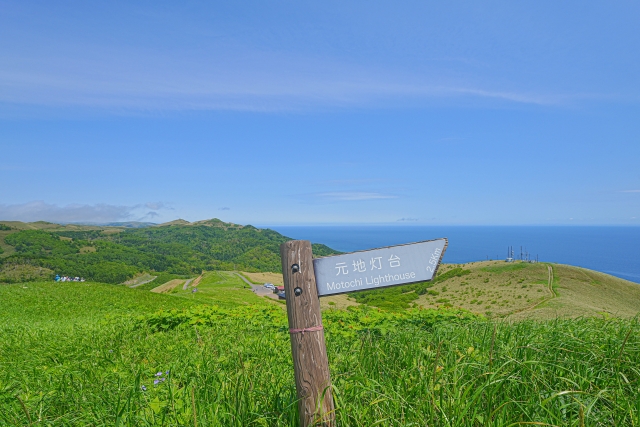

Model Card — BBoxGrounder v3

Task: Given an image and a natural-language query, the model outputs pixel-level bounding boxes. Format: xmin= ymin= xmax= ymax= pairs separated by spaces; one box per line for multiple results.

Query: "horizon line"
xmin=2 ymin=218 xmax=639 ymax=228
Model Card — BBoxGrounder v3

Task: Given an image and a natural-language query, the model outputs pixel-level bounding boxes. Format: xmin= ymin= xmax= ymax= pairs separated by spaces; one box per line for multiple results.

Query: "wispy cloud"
xmin=0 ymin=201 xmax=170 ymax=223
xmin=2 ymin=0 xmax=632 ymax=116
xmin=144 ymin=202 xmax=171 ymax=210
xmin=619 ymin=190 xmax=640 ymax=193
xmin=318 ymin=178 xmax=384 ymax=186
xmin=314 ymin=192 xmax=397 ymax=201
xmin=397 ymin=217 xmax=418 ymax=222
xmin=0 ymin=45 xmax=578 ymax=114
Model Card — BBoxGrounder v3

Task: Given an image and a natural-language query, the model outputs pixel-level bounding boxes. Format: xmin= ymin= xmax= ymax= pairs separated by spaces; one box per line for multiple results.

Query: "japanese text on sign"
xmin=336 ymin=254 xmax=401 ymax=275
xmin=312 ymin=239 xmax=447 ymax=296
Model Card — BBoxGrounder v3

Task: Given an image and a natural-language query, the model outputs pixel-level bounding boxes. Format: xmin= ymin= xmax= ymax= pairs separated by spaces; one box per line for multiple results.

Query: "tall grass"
xmin=1 ymin=309 xmax=638 ymax=426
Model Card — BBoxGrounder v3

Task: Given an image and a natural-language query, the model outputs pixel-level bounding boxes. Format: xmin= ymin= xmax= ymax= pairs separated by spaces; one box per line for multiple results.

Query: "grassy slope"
xmin=0 ymin=220 xmax=124 ymax=256
xmin=0 ymin=271 xmax=272 ymax=328
xmin=4 ymin=254 xmax=635 ymax=321
xmin=239 ymin=271 xmax=283 ymax=285
xmin=0 ymin=219 xmax=340 ymax=283
xmin=0 ymin=277 xmax=638 ymax=425
xmin=162 ymin=262 xmax=639 ymax=317
xmin=2 ymin=225 xmax=637 ymax=424
xmin=511 ymin=263 xmax=640 ymax=320
xmin=0 ymin=281 xmax=198 ymax=327
xmin=150 ymin=279 xmax=186 ymax=293
xmin=0 ymin=230 xmax=17 ymax=258
xmin=123 ymin=273 xmax=157 ymax=286
xmin=415 ymin=261 xmax=550 ymax=315
xmin=404 ymin=261 xmax=640 ymax=319
xmin=167 ymin=262 xmax=640 ymax=318
xmin=0 ymin=221 xmax=116 ymax=231
xmin=168 ymin=271 xmax=275 ymax=308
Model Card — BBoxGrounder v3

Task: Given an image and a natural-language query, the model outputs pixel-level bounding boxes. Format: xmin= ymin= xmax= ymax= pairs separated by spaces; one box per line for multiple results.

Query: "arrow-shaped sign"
xmin=312 ymin=238 xmax=448 ymax=296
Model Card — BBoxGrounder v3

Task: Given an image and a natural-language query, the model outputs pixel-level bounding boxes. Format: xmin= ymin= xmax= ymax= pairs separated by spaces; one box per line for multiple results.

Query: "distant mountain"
xmin=0 ymin=218 xmax=339 ymax=284
xmin=0 ymin=220 xmax=153 ymax=230
xmin=155 ymin=218 xmax=244 ymax=229
xmin=99 ymin=222 xmax=157 ymax=228
xmin=157 ymin=219 xmax=191 ymax=227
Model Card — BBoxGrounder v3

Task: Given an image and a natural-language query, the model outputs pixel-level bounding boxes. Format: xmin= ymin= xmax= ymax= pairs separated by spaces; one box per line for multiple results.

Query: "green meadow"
xmin=163 ymin=271 xmax=269 ymax=308
xmin=1 ymin=278 xmax=639 ymax=426
xmin=1 ymin=221 xmax=639 ymax=425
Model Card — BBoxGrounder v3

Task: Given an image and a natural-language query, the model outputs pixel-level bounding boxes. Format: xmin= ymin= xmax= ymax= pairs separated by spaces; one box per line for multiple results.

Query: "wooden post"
xmin=280 ymin=240 xmax=335 ymax=427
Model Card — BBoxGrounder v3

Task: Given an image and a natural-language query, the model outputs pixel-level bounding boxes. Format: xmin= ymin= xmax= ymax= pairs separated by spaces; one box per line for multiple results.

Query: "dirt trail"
xmin=129 ymin=277 xmax=157 ymax=288
xmin=150 ymin=279 xmax=184 ymax=293
xmin=191 ymin=273 xmax=204 ymax=288
xmin=182 ymin=279 xmax=193 ymax=290
xmin=547 ymin=265 xmax=557 ymax=298
xmin=234 ymin=272 xmax=253 ymax=287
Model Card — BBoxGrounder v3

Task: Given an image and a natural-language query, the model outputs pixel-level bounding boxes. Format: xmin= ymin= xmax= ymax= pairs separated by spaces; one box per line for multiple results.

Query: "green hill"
xmin=2 ymin=218 xmax=639 ymax=321
xmin=0 ymin=280 xmax=198 ymax=327
xmin=1 ymin=276 xmax=638 ymax=425
xmin=0 ymin=219 xmax=338 ymax=284
xmin=1 ymin=221 xmax=638 ymax=425
xmin=430 ymin=261 xmax=640 ymax=319
xmin=335 ymin=261 xmax=640 ymax=319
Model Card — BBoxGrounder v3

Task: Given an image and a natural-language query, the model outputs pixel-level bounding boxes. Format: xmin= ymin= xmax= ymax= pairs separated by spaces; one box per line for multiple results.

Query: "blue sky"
xmin=1 ymin=1 xmax=639 ymax=225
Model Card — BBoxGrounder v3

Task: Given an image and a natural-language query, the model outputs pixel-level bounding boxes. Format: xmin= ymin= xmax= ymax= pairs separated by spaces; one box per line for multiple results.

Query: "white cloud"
xmin=0 ymin=201 xmax=169 ymax=223
xmin=620 ymin=190 xmax=640 ymax=193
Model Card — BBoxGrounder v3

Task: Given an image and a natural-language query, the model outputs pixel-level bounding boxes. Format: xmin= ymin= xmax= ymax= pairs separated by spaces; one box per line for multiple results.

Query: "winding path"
xmin=129 ymin=276 xmax=157 ymax=288
xmin=234 ymin=272 xmax=253 ymax=287
xmin=547 ymin=265 xmax=557 ymax=298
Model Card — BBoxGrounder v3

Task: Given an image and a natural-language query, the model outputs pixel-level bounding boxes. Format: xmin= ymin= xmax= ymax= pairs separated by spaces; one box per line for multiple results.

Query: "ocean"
xmin=266 ymin=226 xmax=640 ymax=284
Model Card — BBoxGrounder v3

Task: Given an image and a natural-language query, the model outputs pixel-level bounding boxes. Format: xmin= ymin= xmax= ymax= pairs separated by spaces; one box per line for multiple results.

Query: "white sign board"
xmin=313 ymin=238 xmax=448 ymax=296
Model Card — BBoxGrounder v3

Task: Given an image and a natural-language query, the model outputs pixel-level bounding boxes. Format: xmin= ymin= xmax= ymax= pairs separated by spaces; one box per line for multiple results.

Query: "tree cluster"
xmin=1 ymin=224 xmax=339 ymax=284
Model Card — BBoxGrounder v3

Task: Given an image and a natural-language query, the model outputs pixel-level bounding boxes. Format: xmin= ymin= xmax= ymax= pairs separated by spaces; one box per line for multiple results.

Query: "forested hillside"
xmin=0 ymin=219 xmax=338 ymax=283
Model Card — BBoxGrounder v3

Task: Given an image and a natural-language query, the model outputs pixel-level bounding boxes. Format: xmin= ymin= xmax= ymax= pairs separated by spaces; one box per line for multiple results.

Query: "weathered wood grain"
xmin=280 ymin=240 xmax=335 ymax=427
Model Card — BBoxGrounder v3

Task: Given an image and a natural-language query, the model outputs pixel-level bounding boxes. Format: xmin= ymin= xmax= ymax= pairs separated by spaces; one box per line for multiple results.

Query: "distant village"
xmin=55 ymin=275 xmax=86 ymax=282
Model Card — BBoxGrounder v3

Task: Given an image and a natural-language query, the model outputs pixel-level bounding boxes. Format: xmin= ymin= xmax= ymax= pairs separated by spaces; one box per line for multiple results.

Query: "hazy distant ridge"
xmin=0 ymin=218 xmax=338 ymax=283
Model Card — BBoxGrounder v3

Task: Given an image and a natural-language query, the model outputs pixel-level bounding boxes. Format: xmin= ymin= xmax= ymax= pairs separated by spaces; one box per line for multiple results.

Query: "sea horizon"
xmin=264 ymin=225 xmax=640 ymax=284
